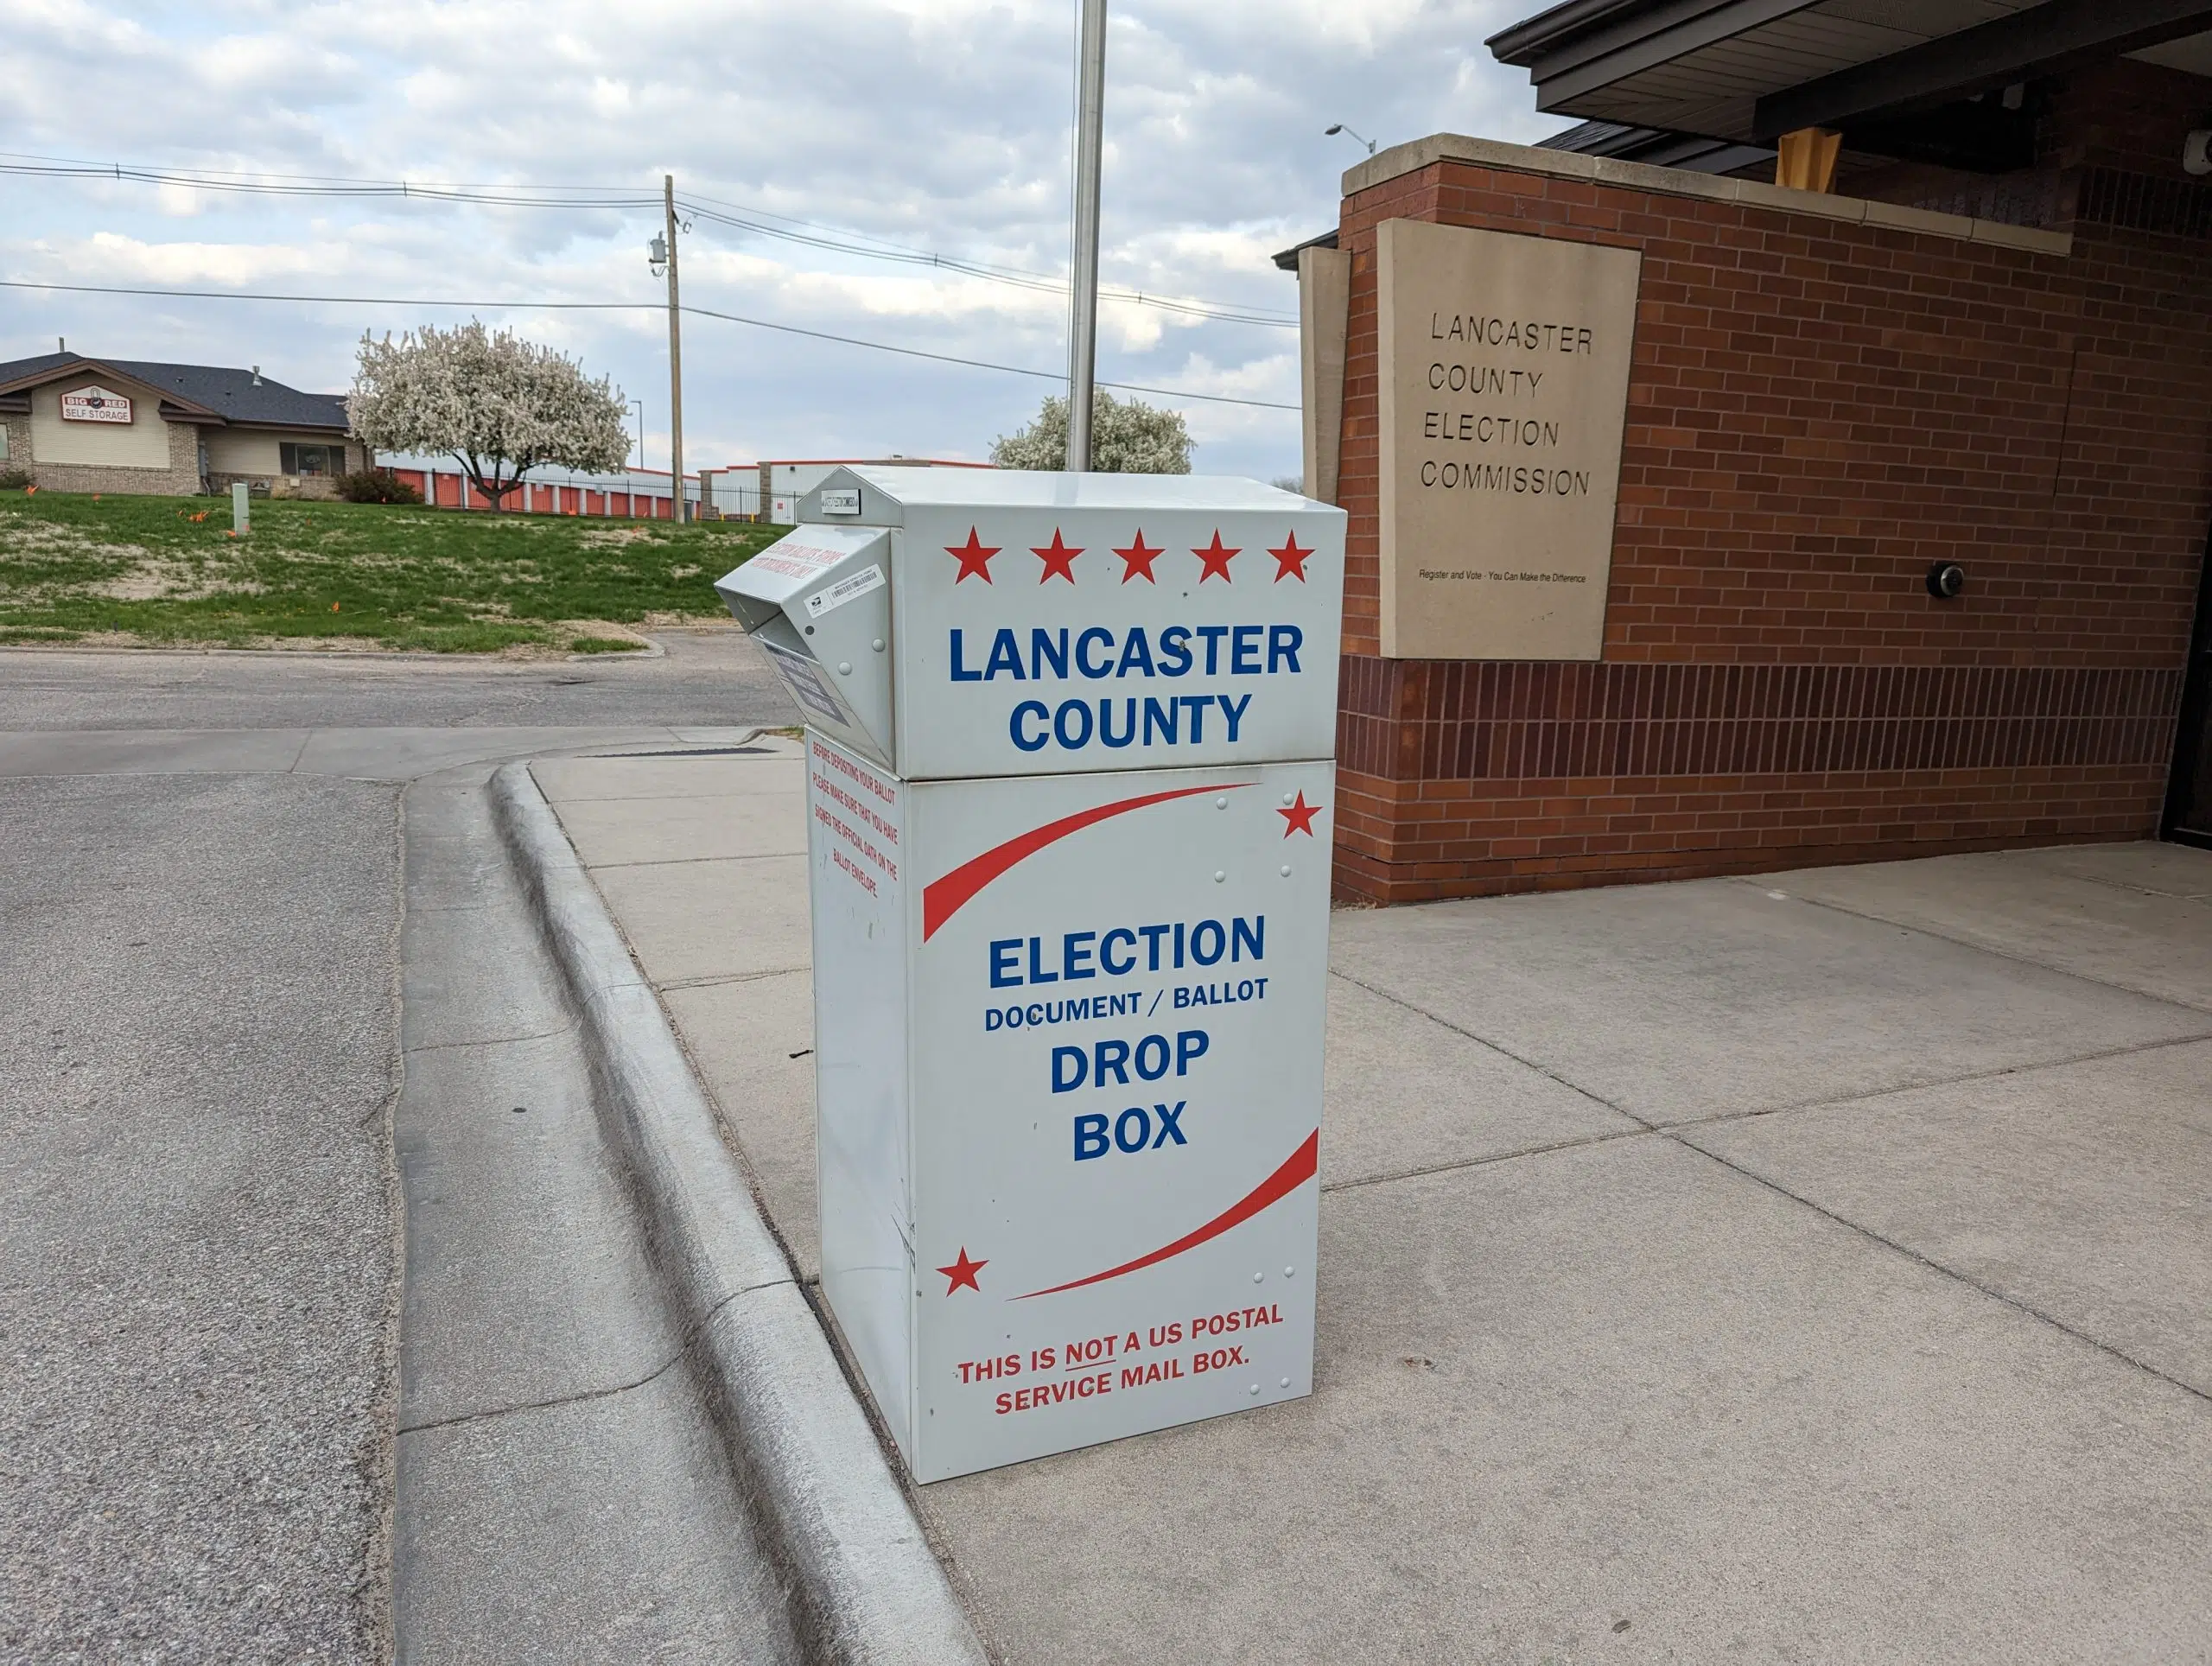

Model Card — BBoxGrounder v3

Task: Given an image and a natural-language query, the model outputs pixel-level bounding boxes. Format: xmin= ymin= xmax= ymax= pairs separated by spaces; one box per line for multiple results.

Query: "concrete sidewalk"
xmin=537 ymin=742 xmax=2212 ymax=1664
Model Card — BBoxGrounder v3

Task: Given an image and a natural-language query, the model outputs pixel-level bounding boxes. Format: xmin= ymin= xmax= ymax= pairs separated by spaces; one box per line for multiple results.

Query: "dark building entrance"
xmin=2167 ymin=514 xmax=2212 ymax=848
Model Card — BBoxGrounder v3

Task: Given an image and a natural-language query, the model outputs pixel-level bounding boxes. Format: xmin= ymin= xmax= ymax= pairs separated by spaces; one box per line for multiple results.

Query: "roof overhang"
xmin=218 ymin=416 xmax=351 ymax=434
xmin=1753 ymin=0 xmax=2212 ymax=139
xmin=1270 ymin=229 xmax=1341 ymax=272
xmin=1488 ymin=0 xmax=2212 ymax=156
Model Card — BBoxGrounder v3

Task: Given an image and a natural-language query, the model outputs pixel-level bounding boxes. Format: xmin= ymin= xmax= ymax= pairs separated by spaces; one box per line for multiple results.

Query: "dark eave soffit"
xmin=1488 ymin=0 xmax=1656 ymax=63
xmin=1491 ymin=0 xmax=1826 ymax=111
xmin=1754 ymin=0 xmax=2212 ymax=137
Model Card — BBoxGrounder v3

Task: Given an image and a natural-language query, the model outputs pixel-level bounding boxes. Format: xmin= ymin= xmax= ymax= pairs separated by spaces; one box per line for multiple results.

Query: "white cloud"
xmin=0 ymin=0 xmax=1569 ymax=476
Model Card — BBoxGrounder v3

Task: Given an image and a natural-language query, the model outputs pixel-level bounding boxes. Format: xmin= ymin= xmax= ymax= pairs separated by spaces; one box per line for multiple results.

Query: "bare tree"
xmin=347 ymin=322 xmax=631 ymax=511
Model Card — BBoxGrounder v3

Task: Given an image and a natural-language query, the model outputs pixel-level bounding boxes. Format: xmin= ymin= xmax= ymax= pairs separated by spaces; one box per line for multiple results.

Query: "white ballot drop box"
xmin=717 ymin=467 xmax=1346 ymax=1482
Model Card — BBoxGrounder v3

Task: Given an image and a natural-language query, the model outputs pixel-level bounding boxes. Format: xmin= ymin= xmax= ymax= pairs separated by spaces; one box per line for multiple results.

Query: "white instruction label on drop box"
xmin=805 ymin=563 xmax=887 ymax=620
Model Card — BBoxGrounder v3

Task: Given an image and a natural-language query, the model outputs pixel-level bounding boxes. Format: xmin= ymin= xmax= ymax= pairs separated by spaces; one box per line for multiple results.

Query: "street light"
xmin=1325 ymin=123 xmax=1377 ymax=156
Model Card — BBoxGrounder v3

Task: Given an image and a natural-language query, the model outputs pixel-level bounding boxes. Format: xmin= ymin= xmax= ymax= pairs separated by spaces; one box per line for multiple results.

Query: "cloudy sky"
xmin=2 ymin=0 xmax=1567 ymax=482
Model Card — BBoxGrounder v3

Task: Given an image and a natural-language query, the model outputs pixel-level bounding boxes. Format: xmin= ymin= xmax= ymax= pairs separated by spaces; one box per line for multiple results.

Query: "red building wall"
xmin=1331 ymin=148 xmax=2211 ymax=902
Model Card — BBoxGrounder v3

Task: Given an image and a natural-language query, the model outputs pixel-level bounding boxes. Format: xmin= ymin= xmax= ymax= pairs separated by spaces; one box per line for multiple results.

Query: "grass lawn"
xmin=0 ymin=490 xmax=779 ymax=653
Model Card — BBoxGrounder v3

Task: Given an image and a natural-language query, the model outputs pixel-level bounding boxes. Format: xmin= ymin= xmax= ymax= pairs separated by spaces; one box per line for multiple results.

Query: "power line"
xmin=0 ymin=277 xmax=1298 ymax=411
xmin=677 ymin=300 xmax=1295 ymax=410
xmin=0 ymin=157 xmax=656 ymax=211
xmin=673 ymin=199 xmax=1294 ymax=328
xmin=0 ymin=153 xmax=1298 ymax=329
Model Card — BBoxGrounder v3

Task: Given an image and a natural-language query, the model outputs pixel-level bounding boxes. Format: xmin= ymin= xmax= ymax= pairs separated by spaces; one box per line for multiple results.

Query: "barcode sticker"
xmin=804 ymin=563 xmax=887 ymax=619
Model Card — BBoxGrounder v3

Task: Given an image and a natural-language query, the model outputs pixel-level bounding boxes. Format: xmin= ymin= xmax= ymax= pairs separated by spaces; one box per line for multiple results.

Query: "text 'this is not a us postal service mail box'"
xmin=716 ymin=466 xmax=1346 ymax=1483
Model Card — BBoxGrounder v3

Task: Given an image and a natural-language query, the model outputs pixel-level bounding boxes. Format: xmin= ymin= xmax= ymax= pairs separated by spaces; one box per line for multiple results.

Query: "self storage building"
xmin=0 ymin=351 xmax=366 ymax=498
xmin=1285 ymin=0 xmax=2212 ymax=900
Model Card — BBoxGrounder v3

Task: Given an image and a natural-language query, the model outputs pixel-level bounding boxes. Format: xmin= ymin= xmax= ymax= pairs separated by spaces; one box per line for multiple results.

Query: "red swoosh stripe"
xmin=920 ymin=782 xmax=1244 ymax=940
xmin=1016 ymin=1129 xmax=1319 ymax=1300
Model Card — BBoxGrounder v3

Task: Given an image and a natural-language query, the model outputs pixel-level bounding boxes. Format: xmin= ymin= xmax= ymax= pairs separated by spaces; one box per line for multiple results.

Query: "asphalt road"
xmin=0 ymin=770 xmax=401 ymax=1663
xmin=0 ymin=637 xmax=801 ymax=1662
xmin=0 ymin=626 xmax=793 ymax=731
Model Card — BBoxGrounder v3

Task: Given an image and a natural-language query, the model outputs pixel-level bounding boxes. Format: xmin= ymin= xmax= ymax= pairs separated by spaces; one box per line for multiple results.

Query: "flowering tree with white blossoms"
xmin=990 ymin=390 xmax=1192 ymax=474
xmin=347 ymin=321 xmax=632 ymax=510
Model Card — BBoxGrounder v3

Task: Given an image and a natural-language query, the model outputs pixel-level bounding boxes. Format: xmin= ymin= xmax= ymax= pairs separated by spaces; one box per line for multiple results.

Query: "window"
xmin=280 ymin=442 xmax=344 ymax=476
xmin=0 ymin=425 xmax=9 ymax=461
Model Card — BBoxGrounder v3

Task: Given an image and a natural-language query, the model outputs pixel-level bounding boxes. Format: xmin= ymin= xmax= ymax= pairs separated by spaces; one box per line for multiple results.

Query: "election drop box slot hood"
xmin=716 ymin=522 xmax=896 ymax=768
xmin=716 ymin=467 xmax=1346 ymax=780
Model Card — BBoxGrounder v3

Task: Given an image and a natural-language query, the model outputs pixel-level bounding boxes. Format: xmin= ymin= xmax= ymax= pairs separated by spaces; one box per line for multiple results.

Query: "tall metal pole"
xmin=1065 ymin=0 xmax=1107 ymax=472
xmin=664 ymin=174 xmax=687 ymax=523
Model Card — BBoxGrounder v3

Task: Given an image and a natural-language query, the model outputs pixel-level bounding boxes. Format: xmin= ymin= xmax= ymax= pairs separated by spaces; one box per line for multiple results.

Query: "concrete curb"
xmin=489 ymin=760 xmax=989 ymax=1666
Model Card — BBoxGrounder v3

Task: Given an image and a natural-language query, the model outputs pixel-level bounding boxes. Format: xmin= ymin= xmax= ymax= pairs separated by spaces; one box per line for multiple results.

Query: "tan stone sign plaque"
xmin=1376 ymin=219 xmax=1641 ymax=660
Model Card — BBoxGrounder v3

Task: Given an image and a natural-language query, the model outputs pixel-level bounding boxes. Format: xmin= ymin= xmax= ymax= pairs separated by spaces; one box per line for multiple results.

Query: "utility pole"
xmin=1065 ymin=0 xmax=1107 ymax=472
xmin=663 ymin=174 xmax=687 ymax=523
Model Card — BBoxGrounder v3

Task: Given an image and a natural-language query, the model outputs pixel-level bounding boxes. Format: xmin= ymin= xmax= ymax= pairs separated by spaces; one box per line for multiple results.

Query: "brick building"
xmin=1287 ymin=2 xmax=2212 ymax=902
xmin=0 ymin=351 xmax=365 ymax=498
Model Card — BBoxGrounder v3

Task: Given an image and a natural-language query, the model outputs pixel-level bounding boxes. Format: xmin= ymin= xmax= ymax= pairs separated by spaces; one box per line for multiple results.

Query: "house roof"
xmin=0 ymin=352 xmax=350 ymax=431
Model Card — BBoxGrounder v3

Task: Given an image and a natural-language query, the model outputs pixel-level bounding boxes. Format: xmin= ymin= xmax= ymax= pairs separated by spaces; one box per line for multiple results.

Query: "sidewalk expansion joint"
xmin=1328 ymin=970 xmax=2212 ymax=1408
xmin=1329 ymin=970 xmax=1643 ymax=1124
xmin=1686 ymin=1027 xmax=2212 ymax=1126
xmin=1669 ymin=1129 xmax=2212 ymax=1410
xmin=1762 ymin=887 xmax=2212 ymax=1017
xmin=1322 ymin=1123 xmax=1657 ymax=1193
xmin=2063 ymin=870 xmax=2212 ymax=903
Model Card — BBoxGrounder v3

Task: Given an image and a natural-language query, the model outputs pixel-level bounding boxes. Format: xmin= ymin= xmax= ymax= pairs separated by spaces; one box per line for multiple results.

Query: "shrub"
xmin=335 ymin=468 xmax=423 ymax=504
xmin=0 ymin=467 xmax=32 ymax=491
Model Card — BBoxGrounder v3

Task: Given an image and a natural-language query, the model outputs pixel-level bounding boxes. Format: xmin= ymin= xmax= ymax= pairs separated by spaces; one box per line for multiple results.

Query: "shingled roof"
xmin=0 ymin=352 xmax=349 ymax=431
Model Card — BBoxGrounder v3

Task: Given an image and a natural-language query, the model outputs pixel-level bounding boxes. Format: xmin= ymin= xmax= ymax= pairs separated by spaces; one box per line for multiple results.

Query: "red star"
xmin=1113 ymin=529 xmax=1164 ymax=584
xmin=1269 ymin=531 xmax=1313 ymax=583
xmin=1032 ymin=529 xmax=1083 ymax=583
xmin=1193 ymin=531 xmax=1239 ymax=582
xmin=1278 ymin=791 xmax=1323 ymax=837
xmin=938 ymin=1247 xmax=987 ymax=1294
xmin=946 ymin=527 xmax=999 ymax=584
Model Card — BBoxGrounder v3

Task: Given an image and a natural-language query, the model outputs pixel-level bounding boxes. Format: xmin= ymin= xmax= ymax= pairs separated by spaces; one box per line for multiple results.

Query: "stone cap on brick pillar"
xmin=1340 ymin=133 xmax=2074 ymax=258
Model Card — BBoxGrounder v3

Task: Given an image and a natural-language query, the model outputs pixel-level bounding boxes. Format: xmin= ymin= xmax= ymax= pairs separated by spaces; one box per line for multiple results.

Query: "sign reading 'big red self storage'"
xmin=60 ymin=385 xmax=133 ymax=423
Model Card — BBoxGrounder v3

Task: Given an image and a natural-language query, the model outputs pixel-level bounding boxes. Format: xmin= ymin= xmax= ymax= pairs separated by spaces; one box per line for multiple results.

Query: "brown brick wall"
xmin=1332 ymin=152 xmax=2212 ymax=903
xmin=209 ymin=440 xmax=367 ymax=499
